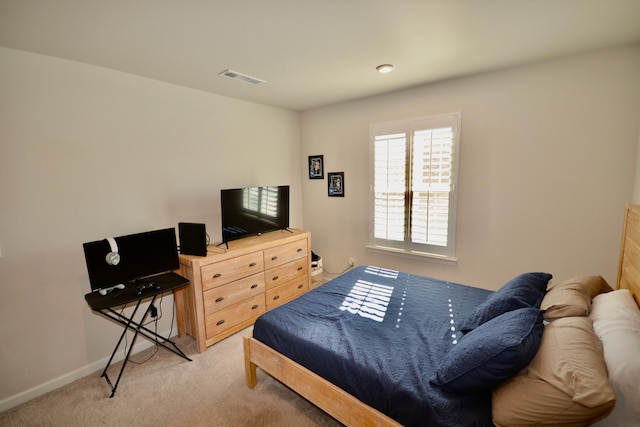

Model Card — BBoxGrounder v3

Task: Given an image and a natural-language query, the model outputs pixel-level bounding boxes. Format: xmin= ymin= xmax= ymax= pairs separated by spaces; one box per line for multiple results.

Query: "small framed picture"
xmin=328 ymin=172 xmax=344 ymax=197
xmin=308 ymin=155 xmax=324 ymax=179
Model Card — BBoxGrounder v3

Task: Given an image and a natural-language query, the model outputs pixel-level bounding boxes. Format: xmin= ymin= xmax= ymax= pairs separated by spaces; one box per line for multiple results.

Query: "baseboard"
xmin=0 ymin=326 xmax=178 ymax=413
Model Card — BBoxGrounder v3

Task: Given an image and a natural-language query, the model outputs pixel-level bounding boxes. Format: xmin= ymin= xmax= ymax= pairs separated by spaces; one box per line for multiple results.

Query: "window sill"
xmin=366 ymin=245 xmax=458 ymax=265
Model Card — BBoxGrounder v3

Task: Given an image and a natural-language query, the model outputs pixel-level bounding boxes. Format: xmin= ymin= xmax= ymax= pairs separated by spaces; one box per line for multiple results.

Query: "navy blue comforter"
xmin=253 ymin=266 xmax=495 ymax=426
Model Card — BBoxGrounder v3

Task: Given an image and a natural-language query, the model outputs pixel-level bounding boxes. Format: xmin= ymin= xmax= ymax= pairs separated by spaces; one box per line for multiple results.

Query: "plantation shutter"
xmin=373 ymin=132 xmax=407 ymax=242
xmin=411 ymin=126 xmax=453 ymax=246
xmin=369 ymin=113 xmax=460 ymax=260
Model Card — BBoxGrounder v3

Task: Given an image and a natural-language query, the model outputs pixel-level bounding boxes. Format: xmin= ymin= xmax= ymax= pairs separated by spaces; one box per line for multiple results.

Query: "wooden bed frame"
xmin=243 ymin=204 xmax=640 ymax=427
xmin=618 ymin=204 xmax=640 ymax=306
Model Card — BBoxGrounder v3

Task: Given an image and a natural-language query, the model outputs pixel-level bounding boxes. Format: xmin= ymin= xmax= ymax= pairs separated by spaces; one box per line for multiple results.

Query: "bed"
xmin=244 ymin=205 xmax=640 ymax=426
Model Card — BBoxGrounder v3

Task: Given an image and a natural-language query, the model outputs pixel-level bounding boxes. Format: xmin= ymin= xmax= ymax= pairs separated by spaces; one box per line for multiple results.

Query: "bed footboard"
xmin=243 ymin=332 xmax=401 ymax=427
xmin=243 ymin=333 xmax=258 ymax=388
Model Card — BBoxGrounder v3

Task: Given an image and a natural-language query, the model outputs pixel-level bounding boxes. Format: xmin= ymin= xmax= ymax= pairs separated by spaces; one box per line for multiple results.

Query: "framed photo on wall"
xmin=328 ymin=172 xmax=344 ymax=197
xmin=308 ymin=155 xmax=324 ymax=179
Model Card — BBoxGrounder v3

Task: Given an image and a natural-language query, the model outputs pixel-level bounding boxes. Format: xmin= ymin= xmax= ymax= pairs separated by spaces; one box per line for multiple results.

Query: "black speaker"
xmin=178 ymin=223 xmax=208 ymax=256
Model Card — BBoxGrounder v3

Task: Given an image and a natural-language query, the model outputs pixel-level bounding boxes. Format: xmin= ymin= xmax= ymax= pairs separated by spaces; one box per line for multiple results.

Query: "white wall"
xmin=633 ymin=119 xmax=640 ymax=203
xmin=0 ymin=47 xmax=302 ymax=407
xmin=301 ymin=45 xmax=640 ymax=290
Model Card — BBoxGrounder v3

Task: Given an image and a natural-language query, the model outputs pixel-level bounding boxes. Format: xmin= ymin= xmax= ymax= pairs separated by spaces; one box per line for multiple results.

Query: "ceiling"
xmin=2 ymin=1 xmax=640 ymax=111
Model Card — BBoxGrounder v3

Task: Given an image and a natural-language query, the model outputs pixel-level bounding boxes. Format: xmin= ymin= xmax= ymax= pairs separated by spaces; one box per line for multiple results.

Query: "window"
xmin=368 ymin=113 xmax=460 ymax=261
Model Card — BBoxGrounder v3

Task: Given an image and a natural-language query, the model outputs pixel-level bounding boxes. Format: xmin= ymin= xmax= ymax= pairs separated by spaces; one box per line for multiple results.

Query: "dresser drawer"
xmin=203 ymin=273 xmax=265 ymax=315
xmin=266 ymin=276 xmax=309 ymax=310
xmin=264 ymin=257 xmax=308 ymax=290
xmin=263 ymin=239 xmax=307 ymax=270
xmin=201 ymin=252 xmax=264 ymax=291
xmin=205 ymin=294 xmax=265 ymax=339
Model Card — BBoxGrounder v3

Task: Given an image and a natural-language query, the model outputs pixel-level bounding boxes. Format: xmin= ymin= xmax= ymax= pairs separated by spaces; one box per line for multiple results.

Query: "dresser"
xmin=178 ymin=229 xmax=311 ymax=353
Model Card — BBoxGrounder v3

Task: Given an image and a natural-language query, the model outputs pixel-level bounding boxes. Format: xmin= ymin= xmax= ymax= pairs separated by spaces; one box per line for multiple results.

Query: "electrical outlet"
xmin=348 ymin=257 xmax=355 ymax=267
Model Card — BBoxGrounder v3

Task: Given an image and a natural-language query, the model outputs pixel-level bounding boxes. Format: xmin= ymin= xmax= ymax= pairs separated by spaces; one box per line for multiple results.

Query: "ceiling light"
xmin=376 ymin=64 xmax=394 ymax=74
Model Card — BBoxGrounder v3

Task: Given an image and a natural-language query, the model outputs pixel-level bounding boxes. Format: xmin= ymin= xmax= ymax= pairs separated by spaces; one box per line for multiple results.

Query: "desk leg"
xmin=101 ymin=299 xmax=145 ymax=397
xmin=97 ymin=294 xmax=192 ymax=398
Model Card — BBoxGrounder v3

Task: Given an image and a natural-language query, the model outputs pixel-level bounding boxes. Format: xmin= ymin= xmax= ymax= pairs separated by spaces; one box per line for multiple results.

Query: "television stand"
xmin=84 ymin=272 xmax=192 ymax=397
xmin=178 ymin=229 xmax=312 ymax=353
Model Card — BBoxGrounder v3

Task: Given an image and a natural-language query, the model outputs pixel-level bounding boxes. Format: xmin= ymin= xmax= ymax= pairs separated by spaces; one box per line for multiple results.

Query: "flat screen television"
xmin=221 ymin=185 xmax=290 ymax=243
xmin=82 ymin=227 xmax=179 ymax=291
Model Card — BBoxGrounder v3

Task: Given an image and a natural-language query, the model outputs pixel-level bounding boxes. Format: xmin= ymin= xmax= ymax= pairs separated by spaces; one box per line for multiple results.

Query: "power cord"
xmin=113 ymin=291 xmax=178 ymax=366
xmin=121 ymin=295 xmax=164 ymax=365
xmin=320 ymin=264 xmax=354 ymax=277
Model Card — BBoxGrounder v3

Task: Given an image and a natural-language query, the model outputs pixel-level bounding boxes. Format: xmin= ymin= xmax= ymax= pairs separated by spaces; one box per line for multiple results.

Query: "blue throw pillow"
xmin=432 ymin=307 xmax=544 ymax=393
xmin=460 ymin=272 xmax=551 ymax=333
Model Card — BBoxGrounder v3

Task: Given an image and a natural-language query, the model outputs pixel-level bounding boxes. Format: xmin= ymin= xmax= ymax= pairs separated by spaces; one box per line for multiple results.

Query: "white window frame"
xmin=367 ymin=113 xmax=461 ymax=262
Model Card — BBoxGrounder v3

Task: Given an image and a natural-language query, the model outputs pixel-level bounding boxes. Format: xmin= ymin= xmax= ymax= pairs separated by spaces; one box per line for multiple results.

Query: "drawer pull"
xmin=297 ymin=248 xmax=302 ymax=252
xmin=213 ymin=273 xmax=222 ymax=279
xmin=297 ymin=284 xmax=303 ymax=289
xmin=272 ymin=275 xmax=279 ymax=281
xmin=297 ymin=266 xmax=303 ymax=271
xmin=215 ymin=297 xmax=224 ymax=303
xmin=271 ymin=255 xmax=278 ymax=261
xmin=249 ymin=262 xmax=257 ymax=267
xmin=250 ymin=284 xmax=258 ymax=289
xmin=216 ymin=319 xmax=225 ymax=326
xmin=273 ymin=295 xmax=280 ymax=300
xmin=251 ymin=304 xmax=259 ymax=310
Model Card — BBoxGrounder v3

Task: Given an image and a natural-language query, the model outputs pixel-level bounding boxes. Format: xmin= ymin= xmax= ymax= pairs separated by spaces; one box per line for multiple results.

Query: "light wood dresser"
xmin=178 ymin=229 xmax=311 ymax=353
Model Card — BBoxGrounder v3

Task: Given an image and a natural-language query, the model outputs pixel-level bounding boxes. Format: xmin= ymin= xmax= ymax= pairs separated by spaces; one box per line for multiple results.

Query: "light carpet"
xmin=0 ymin=329 xmax=343 ymax=427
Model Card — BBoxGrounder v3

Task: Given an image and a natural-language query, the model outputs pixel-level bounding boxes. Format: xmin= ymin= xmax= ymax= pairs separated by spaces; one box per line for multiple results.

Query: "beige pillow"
xmin=492 ymin=317 xmax=615 ymax=426
xmin=541 ymin=275 xmax=612 ymax=320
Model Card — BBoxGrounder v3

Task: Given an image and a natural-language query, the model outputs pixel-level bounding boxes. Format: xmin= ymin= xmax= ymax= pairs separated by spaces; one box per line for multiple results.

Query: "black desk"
xmin=85 ymin=272 xmax=192 ymax=397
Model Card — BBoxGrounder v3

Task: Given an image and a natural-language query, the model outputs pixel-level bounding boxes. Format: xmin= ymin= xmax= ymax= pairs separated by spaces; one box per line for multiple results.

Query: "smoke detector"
xmin=219 ymin=69 xmax=266 ymax=85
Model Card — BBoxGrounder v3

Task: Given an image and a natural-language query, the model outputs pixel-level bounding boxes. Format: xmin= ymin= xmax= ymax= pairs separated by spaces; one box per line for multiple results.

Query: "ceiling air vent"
xmin=219 ymin=69 xmax=266 ymax=85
